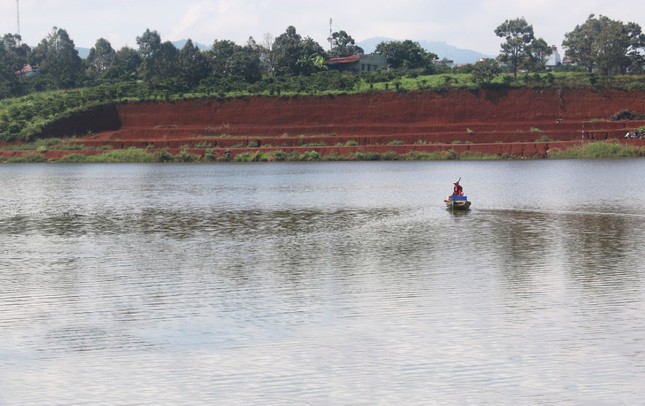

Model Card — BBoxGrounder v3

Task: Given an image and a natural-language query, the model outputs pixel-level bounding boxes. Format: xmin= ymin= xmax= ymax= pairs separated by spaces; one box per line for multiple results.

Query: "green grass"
xmin=548 ymin=141 xmax=645 ymax=158
xmin=52 ymin=148 xmax=202 ymax=163
xmin=5 ymin=140 xmax=642 ymax=163
xmin=4 ymin=154 xmax=49 ymax=163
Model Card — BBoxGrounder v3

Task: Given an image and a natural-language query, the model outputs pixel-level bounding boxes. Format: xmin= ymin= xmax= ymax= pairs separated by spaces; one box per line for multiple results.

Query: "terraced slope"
xmin=3 ymin=88 xmax=645 ymax=160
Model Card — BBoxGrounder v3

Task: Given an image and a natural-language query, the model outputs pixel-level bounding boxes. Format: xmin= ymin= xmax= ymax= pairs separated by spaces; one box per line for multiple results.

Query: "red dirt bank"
xmin=5 ymin=88 xmax=645 ymax=160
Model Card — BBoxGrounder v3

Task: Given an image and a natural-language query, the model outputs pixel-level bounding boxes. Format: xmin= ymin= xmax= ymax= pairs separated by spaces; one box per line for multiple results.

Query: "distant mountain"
xmin=358 ymin=37 xmax=492 ymax=65
xmin=171 ymin=39 xmax=210 ymax=50
xmin=77 ymin=47 xmax=90 ymax=59
xmin=76 ymin=37 xmax=488 ymax=64
xmin=75 ymin=40 xmax=209 ymax=59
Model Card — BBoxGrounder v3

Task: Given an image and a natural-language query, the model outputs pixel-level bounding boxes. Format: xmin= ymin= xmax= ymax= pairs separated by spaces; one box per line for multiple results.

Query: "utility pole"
xmin=16 ymin=0 xmax=21 ymax=37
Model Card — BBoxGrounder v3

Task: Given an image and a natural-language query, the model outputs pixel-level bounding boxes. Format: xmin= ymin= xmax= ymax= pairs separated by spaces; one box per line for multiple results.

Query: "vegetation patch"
xmin=610 ymin=109 xmax=645 ymax=121
xmin=548 ymin=141 xmax=645 ymax=158
xmin=5 ymin=154 xmax=49 ymax=163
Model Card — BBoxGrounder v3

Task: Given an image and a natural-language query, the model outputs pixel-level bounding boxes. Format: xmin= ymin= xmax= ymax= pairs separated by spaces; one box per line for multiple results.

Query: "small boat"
xmin=444 ymin=195 xmax=471 ymax=210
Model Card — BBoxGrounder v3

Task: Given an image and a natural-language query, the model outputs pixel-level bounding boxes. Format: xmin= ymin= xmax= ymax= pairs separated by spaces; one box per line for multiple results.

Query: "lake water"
xmin=1 ymin=160 xmax=644 ymax=405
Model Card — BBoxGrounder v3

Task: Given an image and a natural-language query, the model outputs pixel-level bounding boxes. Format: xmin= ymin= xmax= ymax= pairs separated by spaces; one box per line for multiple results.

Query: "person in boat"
xmin=452 ymin=180 xmax=463 ymax=197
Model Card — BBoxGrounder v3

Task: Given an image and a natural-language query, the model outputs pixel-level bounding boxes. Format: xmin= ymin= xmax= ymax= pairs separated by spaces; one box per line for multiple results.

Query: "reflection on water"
xmin=1 ymin=161 xmax=644 ymax=405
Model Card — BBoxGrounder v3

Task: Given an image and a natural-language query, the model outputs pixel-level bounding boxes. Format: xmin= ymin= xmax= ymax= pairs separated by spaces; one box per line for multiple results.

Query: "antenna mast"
xmin=328 ymin=18 xmax=333 ymax=51
xmin=16 ymin=0 xmax=21 ymax=37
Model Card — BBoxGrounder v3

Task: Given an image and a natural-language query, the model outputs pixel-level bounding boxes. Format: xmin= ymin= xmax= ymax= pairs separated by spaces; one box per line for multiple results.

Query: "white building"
xmin=547 ymin=45 xmax=561 ymax=68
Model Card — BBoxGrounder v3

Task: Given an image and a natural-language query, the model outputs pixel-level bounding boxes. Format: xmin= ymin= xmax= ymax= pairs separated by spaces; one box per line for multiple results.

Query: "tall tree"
xmin=209 ymin=40 xmax=240 ymax=77
xmin=86 ymin=38 xmax=116 ymax=75
xmin=272 ymin=26 xmax=324 ymax=76
xmin=1 ymin=34 xmax=30 ymax=76
xmin=297 ymin=37 xmax=326 ymax=75
xmin=208 ymin=38 xmax=262 ymax=83
xmin=136 ymin=29 xmax=162 ymax=82
xmin=155 ymin=41 xmax=179 ymax=81
xmin=260 ymin=33 xmax=277 ymax=77
xmin=495 ymin=17 xmax=550 ymax=77
xmin=231 ymin=38 xmax=262 ymax=83
xmin=176 ymin=39 xmax=209 ymax=88
xmin=375 ymin=40 xmax=437 ymax=71
xmin=31 ymin=27 xmax=82 ymax=88
xmin=329 ymin=30 xmax=364 ymax=57
xmin=0 ymin=34 xmax=30 ymax=97
xmin=524 ymin=38 xmax=552 ymax=74
xmin=103 ymin=46 xmax=141 ymax=81
xmin=563 ymin=14 xmax=645 ymax=75
xmin=624 ymin=22 xmax=645 ymax=74
xmin=136 ymin=29 xmax=161 ymax=60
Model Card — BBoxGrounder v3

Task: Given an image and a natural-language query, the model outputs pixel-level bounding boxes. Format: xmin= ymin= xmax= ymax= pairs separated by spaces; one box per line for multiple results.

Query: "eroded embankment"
xmin=3 ymin=88 xmax=645 ymax=160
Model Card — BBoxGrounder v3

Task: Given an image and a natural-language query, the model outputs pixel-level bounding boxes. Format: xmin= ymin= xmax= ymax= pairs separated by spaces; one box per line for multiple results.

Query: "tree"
xmin=207 ymin=38 xmax=262 ymax=83
xmin=86 ymin=38 xmax=116 ymax=75
xmin=136 ymin=29 xmax=162 ymax=82
xmin=374 ymin=40 xmax=437 ymax=72
xmin=563 ymin=14 xmax=645 ymax=75
xmin=524 ymin=38 xmax=552 ymax=74
xmin=296 ymin=37 xmax=327 ymax=75
xmin=329 ymin=30 xmax=364 ymax=57
xmin=103 ymin=47 xmax=141 ymax=81
xmin=176 ymin=39 xmax=209 ymax=88
xmin=1 ymin=34 xmax=30 ymax=90
xmin=260 ymin=33 xmax=277 ymax=77
xmin=495 ymin=17 xmax=551 ymax=77
xmin=30 ymin=27 xmax=82 ymax=88
xmin=272 ymin=26 xmax=325 ymax=76
xmin=471 ymin=59 xmax=502 ymax=84
xmin=272 ymin=26 xmax=302 ymax=76
xmin=624 ymin=22 xmax=645 ymax=74
xmin=209 ymin=40 xmax=240 ymax=77
xmin=236 ymin=38 xmax=263 ymax=83
xmin=135 ymin=30 xmax=178 ymax=84
xmin=155 ymin=41 xmax=179 ymax=82
xmin=226 ymin=38 xmax=262 ymax=83
xmin=136 ymin=29 xmax=161 ymax=60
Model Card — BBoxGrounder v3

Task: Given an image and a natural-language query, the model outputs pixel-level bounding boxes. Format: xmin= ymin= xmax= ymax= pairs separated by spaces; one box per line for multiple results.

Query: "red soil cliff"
xmin=4 ymin=88 xmax=645 ymax=160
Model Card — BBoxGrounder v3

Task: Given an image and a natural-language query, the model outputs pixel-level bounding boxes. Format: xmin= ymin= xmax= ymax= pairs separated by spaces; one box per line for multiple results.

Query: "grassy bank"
xmin=548 ymin=141 xmax=645 ymax=158
xmin=4 ymin=142 xmax=642 ymax=163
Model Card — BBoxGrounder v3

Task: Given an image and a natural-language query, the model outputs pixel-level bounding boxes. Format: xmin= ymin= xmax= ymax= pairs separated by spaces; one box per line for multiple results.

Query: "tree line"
xmin=1 ymin=14 xmax=644 ymax=99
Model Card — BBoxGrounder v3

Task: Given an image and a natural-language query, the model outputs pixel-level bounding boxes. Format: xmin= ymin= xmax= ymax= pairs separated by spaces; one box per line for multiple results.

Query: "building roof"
xmin=16 ymin=64 xmax=35 ymax=75
xmin=325 ymin=55 xmax=361 ymax=65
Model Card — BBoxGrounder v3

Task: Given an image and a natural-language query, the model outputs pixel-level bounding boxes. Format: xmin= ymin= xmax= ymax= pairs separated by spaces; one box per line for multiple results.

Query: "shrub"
xmin=204 ymin=149 xmax=216 ymax=161
xmin=270 ymin=150 xmax=287 ymax=161
xmin=355 ymin=152 xmax=381 ymax=161
xmin=174 ymin=150 xmax=200 ymax=162
xmin=382 ymin=151 xmax=400 ymax=160
xmin=234 ymin=151 xmax=268 ymax=162
xmin=57 ymin=153 xmax=90 ymax=163
xmin=302 ymin=150 xmax=320 ymax=161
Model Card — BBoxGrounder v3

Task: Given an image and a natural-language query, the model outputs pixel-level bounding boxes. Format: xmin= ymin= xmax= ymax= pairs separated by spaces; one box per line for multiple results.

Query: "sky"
xmin=1 ymin=0 xmax=644 ymax=56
